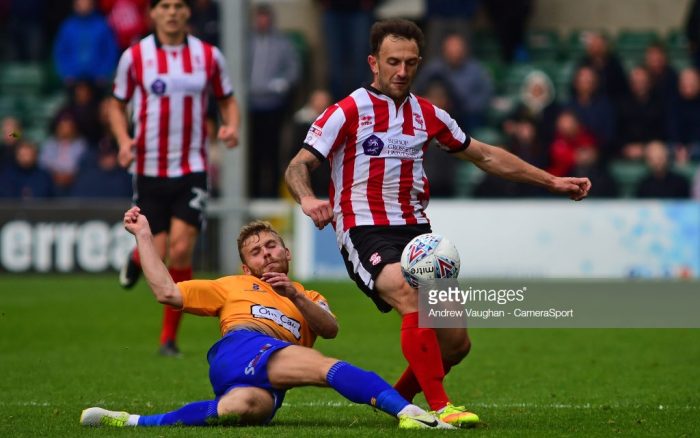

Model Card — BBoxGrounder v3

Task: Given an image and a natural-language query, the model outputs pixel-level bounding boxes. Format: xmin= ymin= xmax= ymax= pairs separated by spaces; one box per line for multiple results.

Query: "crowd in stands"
xmin=1 ymin=0 xmax=699 ymax=201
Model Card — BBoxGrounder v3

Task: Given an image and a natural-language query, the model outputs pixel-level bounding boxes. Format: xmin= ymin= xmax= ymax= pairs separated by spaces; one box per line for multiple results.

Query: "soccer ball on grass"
xmin=400 ymin=233 xmax=460 ymax=288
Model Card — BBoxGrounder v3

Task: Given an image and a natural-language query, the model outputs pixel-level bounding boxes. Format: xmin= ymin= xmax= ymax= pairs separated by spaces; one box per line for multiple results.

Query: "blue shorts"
xmin=207 ymin=330 xmax=291 ymax=420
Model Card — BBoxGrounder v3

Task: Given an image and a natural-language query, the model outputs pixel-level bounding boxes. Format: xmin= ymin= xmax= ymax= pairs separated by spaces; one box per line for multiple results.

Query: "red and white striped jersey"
xmin=113 ymin=34 xmax=233 ymax=177
xmin=303 ymin=86 xmax=469 ymax=233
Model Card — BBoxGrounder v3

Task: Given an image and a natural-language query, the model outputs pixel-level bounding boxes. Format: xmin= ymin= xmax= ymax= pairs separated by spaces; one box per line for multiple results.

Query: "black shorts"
xmin=133 ymin=172 xmax=208 ymax=235
xmin=339 ymin=224 xmax=432 ymax=313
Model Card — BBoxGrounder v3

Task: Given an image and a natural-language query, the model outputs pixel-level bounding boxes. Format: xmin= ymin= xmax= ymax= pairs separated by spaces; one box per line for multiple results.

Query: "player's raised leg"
xmin=376 ymin=263 xmax=479 ymax=428
xmin=266 ymin=345 xmax=454 ymax=429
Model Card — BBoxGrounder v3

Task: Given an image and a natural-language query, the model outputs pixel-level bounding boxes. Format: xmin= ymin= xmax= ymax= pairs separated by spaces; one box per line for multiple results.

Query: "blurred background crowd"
xmin=1 ymin=0 xmax=700 ymax=201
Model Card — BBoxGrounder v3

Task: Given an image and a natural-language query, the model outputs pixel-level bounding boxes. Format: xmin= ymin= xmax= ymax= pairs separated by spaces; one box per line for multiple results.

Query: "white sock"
xmin=126 ymin=415 xmax=140 ymax=426
xmin=397 ymin=404 xmax=427 ymax=417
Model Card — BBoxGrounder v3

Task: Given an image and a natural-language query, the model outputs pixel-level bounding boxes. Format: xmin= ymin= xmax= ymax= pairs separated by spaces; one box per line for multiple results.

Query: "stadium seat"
xmin=526 ymin=29 xmax=561 ymax=62
xmin=0 ymin=96 xmax=18 ymax=119
xmin=616 ymin=29 xmax=660 ymax=66
xmin=454 ymin=161 xmax=486 ymax=198
xmin=553 ymin=60 xmax=576 ymax=102
xmin=666 ymin=29 xmax=690 ymax=61
xmin=609 ymin=160 xmax=648 ymax=198
xmin=0 ymin=63 xmax=44 ymax=97
xmin=471 ymin=30 xmax=501 ymax=62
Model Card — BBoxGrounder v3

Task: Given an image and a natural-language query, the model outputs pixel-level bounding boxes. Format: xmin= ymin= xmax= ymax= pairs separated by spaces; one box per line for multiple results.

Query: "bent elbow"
xmin=322 ymin=323 xmax=339 ymax=339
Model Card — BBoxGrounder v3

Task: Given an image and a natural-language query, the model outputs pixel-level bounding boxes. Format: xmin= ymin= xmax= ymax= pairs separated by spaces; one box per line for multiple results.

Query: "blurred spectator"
xmin=420 ymin=80 xmax=461 ymax=197
xmin=290 ymin=89 xmax=333 ymax=198
xmin=567 ymin=65 xmax=616 ymax=156
xmin=423 ymin=0 xmax=479 ymax=61
xmin=189 ymin=0 xmax=219 ymax=45
xmin=43 ymin=0 xmax=74 ymax=52
xmin=59 ymin=80 xmax=103 ymax=147
xmin=284 ymin=89 xmax=333 ymax=198
xmin=100 ymin=0 xmax=149 ymax=50
xmin=644 ymin=42 xmax=679 ymax=107
xmin=7 ymin=0 xmax=44 ymax=61
xmin=70 ymin=141 xmax=131 ymax=198
xmin=577 ymin=31 xmax=628 ymax=101
xmin=248 ymin=3 xmax=300 ymax=198
xmin=547 ymin=110 xmax=597 ymax=177
xmin=53 ymin=0 xmax=119 ymax=88
xmin=482 ymin=0 xmax=533 ymax=63
xmin=615 ymin=67 xmax=666 ymax=160
xmin=571 ymin=146 xmax=618 ymax=198
xmin=319 ymin=0 xmax=376 ymax=101
xmin=474 ymin=117 xmax=548 ymax=197
xmin=39 ymin=111 xmax=88 ymax=196
xmin=1 ymin=116 xmax=23 ymax=169
xmin=506 ymin=70 xmax=561 ymax=149
xmin=667 ymin=67 xmax=700 ymax=162
xmin=415 ymin=33 xmax=493 ymax=130
xmin=0 ymin=140 xmax=54 ymax=199
xmin=636 ymin=141 xmax=690 ymax=198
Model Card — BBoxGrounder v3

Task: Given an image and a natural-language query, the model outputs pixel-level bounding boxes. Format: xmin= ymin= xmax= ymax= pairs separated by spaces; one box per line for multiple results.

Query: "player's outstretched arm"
xmin=456 ymin=138 xmax=591 ymax=201
xmin=122 ymin=207 xmax=183 ymax=308
xmin=285 ymin=149 xmax=333 ymax=229
xmin=261 ymin=272 xmax=338 ymax=339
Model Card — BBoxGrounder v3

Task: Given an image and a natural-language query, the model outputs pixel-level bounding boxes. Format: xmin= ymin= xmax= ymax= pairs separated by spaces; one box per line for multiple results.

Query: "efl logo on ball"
xmin=400 ymin=233 xmax=460 ymax=288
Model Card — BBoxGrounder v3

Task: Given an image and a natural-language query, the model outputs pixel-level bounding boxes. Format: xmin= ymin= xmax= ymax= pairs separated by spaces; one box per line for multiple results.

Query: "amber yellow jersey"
xmin=177 ymin=275 xmax=332 ymax=348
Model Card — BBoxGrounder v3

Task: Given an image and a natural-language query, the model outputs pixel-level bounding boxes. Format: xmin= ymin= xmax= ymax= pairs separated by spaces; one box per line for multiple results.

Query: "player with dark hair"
xmin=109 ymin=0 xmax=240 ymax=356
xmin=285 ymin=18 xmax=591 ymax=427
xmin=79 ymin=207 xmax=453 ymax=430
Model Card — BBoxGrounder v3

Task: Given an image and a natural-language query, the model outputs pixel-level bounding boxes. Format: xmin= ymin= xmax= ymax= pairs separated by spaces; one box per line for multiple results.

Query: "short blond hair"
xmin=237 ymin=220 xmax=286 ymax=263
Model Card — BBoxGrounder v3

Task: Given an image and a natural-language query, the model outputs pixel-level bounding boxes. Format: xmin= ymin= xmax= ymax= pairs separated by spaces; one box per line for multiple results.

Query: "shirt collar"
xmin=153 ymin=33 xmax=189 ymax=49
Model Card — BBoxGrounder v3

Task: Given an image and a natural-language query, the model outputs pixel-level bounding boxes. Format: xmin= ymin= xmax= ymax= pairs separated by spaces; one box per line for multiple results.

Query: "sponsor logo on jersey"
xmin=362 ymin=134 xmax=384 ymax=156
xmin=360 ymin=115 xmax=374 ymax=126
xmin=151 ymin=78 xmax=167 ymax=95
xmin=370 ymin=252 xmax=382 ymax=266
xmin=251 ymin=305 xmax=302 ymax=340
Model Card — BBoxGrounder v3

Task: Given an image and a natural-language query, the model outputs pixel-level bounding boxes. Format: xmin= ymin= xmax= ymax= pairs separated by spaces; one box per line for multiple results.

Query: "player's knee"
xmin=217 ymin=391 xmax=272 ymax=425
xmin=168 ymin=238 xmax=193 ymax=265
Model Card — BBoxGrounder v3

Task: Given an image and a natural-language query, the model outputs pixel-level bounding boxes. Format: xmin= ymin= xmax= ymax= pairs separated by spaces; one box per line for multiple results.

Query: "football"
xmin=400 ymin=233 xmax=461 ymax=288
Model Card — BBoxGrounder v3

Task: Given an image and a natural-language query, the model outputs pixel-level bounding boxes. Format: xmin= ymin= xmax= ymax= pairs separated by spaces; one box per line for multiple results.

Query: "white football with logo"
xmin=400 ymin=233 xmax=460 ymax=288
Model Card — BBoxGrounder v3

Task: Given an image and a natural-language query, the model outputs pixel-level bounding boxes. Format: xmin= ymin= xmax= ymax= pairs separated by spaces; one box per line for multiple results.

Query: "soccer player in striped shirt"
xmin=109 ymin=0 xmax=240 ymax=356
xmin=286 ymin=18 xmax=591 ymax=427
xmin=80 ymin=208 xmax=453 ymax=430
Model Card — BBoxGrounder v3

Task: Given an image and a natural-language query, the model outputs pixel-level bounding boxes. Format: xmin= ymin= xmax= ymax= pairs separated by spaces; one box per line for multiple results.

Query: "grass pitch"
xmin=0 ymin=275 xmax=698 ymax=437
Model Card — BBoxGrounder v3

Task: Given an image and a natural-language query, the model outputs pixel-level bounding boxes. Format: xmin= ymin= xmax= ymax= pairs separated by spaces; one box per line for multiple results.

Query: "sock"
xmin=137 ymin=400 xmax=218 ymax=426
xmin=159 ymin=267 xmax=192 ymax=345
xmin=394 ymin=363 xmax=453 ymax=403
xmin=326 ymin=361 xmax=410 ymax=417
xmin=131 ymin=248 xmax=141 ymax=268
xmin=400 ymin=312 xmax=449 ymax=411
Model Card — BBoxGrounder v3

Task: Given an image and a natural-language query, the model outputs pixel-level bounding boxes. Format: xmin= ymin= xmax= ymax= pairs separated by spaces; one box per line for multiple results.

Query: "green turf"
xmin=0 ymin=275 xmax=698 ymax=437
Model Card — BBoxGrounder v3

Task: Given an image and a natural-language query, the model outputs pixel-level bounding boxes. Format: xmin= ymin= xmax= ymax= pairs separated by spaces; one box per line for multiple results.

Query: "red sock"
xmin=400 ymin=312 xmax=449 ymax=411
xmin=131 ymin=248 xmax=141 ymax=268
xmin=159 ymin=267 xmax=192 ymax=345
xmin=394 ymin=363 xmax=453 ymax=403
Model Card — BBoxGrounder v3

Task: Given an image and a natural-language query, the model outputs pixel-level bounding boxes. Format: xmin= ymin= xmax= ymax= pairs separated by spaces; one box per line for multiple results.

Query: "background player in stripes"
xmin=285 ymin=18 xmax=591 ymax=427
xmin=109 ymin=0 xmax=240 ymax=356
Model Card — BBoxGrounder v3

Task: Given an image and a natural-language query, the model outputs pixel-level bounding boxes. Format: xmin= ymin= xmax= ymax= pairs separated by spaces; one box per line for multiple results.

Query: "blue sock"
xmin=326 ymin=361 xmax=410 ymax=417
xmin=137 ymin=400 xmax=218 ymax=426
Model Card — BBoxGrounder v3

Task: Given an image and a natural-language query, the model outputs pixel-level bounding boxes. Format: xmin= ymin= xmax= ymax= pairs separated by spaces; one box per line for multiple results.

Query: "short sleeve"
xmin=211 ymin=46 xmax=233 ymax=99
xmin=417 ymin=96 xmax=469 ymax=153
xmin=112 ymin=48 xmax=135 ymax=102
xmin=179 ymin=279 xmax=228 ymax=316
xmin=303 ymin=104 xmax=347 ymax=160
xmin=302 ymin=289 xmax=335 ymax=316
